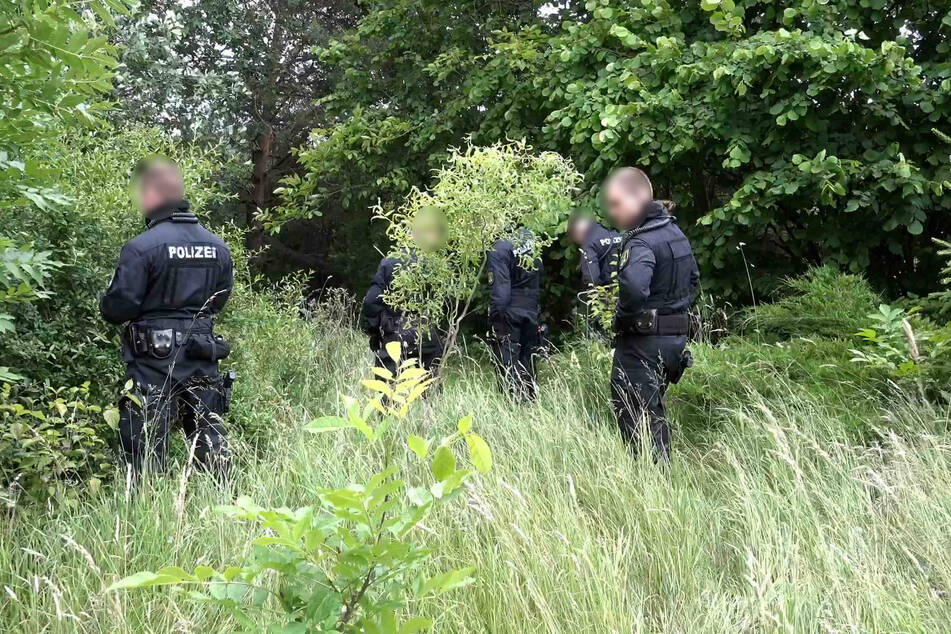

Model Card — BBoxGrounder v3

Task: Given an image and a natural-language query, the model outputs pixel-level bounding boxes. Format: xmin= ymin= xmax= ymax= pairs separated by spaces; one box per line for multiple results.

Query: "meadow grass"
xmin=1 ymin=315 xmax=950 ymax=633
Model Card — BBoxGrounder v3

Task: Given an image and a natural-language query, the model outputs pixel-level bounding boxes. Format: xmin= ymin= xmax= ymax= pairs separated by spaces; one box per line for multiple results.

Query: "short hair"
xmin=134 ymin=157 xmax=184 ymax=201
xmin=606 ymin=167 xmax=653 ymax=198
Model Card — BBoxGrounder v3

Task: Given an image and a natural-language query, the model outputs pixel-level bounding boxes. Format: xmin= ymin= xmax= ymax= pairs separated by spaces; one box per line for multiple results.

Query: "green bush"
xmin=0 ymin=382 xmax=113 ymax=506
xmin=742 ymin=265 xmax=879 ymax=340
xmin=673 ymin=336 xmax=888 ymax=438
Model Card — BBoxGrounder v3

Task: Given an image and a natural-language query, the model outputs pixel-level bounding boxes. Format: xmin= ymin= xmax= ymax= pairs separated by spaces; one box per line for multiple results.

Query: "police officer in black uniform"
xmin=568 ymin=215 xmax=623 ymax=288
xmin=100 ymin=159 xmax=234 ymax=477
xmin=604 ymin=168 xmax=699 ymax=458
xmin=360 ymin=206 xmax=446 ymax=375
xmin=487 ymin=228 xmax=543 ymax=400
xmin=360 ymin=255 xmax=444 ymax=375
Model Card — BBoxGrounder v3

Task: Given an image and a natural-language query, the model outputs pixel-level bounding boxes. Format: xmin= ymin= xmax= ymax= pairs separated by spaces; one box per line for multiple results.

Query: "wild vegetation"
xmin=2 ymin=0 xmax=951 ymax=631
xmin=2 ymin=273 xmax=951 ymax=631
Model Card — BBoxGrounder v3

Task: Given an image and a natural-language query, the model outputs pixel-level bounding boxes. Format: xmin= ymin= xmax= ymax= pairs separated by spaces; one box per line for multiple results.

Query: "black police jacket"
xmin=580 ymin=222 xmax=623 ymax=287
xmin=100 ymin=200 xmax=234 ymax=325
xmin=615 ymin=202 xmax=699 ymax=326
xmin=360 ymin=254 xmax=441 ymax=347
xmin=488 ymin=229 xmax=543 ymax=322
xmin=361 ymin=256 xmax=406 ymax=337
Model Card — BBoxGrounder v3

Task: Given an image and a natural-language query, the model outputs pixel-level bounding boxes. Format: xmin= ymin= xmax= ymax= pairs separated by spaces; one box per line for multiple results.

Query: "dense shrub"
xmin=0 ymin=382 xmax=112 ymax=507
xmin=741 ymin=265 xmax=879 ymax=339
xmin=0 ymin=129 xmax=239 ymax=501
xmin=850 ymin=245 xmax=951 ymax=399
xmin=673 ymin=336 xmax=888 ymax=438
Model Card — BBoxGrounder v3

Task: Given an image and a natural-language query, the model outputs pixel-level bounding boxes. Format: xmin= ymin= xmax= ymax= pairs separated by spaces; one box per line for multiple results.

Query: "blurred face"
xmin=411 ymin=207 xmax=448 ymax=252
xmin=568 ymin=217 xmax=591 ymax=245
xmin=605 ymin=180 xmax=651 ymax=230
xmin=136 ymin=182 xmax=162 ymax=215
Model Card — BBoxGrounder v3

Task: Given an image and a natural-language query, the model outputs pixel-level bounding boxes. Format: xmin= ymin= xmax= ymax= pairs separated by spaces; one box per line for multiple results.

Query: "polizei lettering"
xmin=167 ymin=245 xmax=218 ymax=260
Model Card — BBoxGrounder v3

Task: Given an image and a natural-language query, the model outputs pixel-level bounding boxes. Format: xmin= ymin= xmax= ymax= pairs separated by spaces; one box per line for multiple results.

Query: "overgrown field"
xmin=2 ymin=288 xmax=950 ymax=633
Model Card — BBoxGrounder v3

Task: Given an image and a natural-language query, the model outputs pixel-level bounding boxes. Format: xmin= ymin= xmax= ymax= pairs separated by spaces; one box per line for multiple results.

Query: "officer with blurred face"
xmin=487 ymin=227 xmax=543 ymax=400
xmin=604 ymin=168 xmax=699 ymax=458
xmin=100 ymin=159 xmax=234 ymax=477
xmin=360 ymin=206 xmax=447 ymax=375
xmin=567 ymin=214 xmax=623 ymax=288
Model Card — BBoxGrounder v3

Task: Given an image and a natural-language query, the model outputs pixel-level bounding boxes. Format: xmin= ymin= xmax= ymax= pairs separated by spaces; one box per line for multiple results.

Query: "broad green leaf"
xmin=431 ymin=445 xmax=456 ymax=481
xmin=407 ymin=434 xmax=429 ymax=459
xmin=466 ymin=433 xmax=492 ymax=474
xmin=385 ymin=340 xmax=402 ymax=363
xmin=102 ymin=407 xmax=119 ymax=429
xmin=400 ymin=617 xmax=433 ymax=633
xmin=457 ymin=414 xmax=473 ymax=434
xmin=306 ymin=415 xmax=350 ymax=434
xmin=420 ymin=566 xmax=476 ymax=596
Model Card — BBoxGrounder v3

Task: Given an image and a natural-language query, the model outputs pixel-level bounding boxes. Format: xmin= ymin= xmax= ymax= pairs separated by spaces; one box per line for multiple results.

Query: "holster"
xmin=220 ymin=370 xmax=237 ymax=413
xmin=668 ymin=348 xmax=694 ymax=384
xmin=127 ymin=323 xmax=150 ymax=356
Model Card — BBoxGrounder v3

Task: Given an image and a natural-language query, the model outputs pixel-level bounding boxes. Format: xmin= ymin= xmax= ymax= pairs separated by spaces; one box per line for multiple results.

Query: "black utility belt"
xmin=618 ymin=310 xmax=689 ymax=336
xmin=127 ymin=323 xmax=231 ymax=361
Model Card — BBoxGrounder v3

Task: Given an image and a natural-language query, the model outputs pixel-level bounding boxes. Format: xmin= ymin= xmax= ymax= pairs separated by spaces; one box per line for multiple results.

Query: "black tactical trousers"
xmin=375 ymin=335 xmax=443 ymax=376
xmin=492 ymin=314 xmax=539 ymax=400
xmin=120 ymin=362 xmax=229 ymax=477
xmin=611 ymin=334 xmax=686 ymax=460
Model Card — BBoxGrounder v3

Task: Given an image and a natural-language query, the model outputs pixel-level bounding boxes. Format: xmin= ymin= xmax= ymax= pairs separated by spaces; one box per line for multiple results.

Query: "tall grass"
xmin=1 ymin=316 xmax=950 ymax=633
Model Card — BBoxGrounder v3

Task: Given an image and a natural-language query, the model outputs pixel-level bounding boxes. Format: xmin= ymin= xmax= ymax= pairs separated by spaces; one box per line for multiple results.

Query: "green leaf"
xmin=102 ymin=407 xmax=119 ymax=429
xmin=407 ymin=435 xmax=429 ymax=459
xmin=105 ymin=570 xmax=186 ymax=592
xmin=466 ymin=433 xmax=493 ymax=474
xmin=456 ymin=414 xmax=473 ymax=435
xmin=431 ymin=445 xmax=456 ymax=482
xmin=420 ymin=566 xmax=476 ymax=596
xmin=400 ymin=617 xmax=433 ymax=633
xmin=306 ymin=415 xmax=350 ymax=434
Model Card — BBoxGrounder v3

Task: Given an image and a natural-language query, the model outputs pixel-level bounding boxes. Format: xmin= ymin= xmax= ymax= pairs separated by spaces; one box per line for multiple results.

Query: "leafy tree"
xmin=517 ymin=0 xmax=951 ymax=298
xmin=281 ymin=0 xmax=951 ymax=303
xmin=1 ymin=0 xmax=132 ymax=380
xmin=1 ymin=0 xmax=130 ymax=209
xmin=113 ymin=0 xmax=360 ymax=253
xmin=267 ymin=0 xmax=550 ymax=229
xmin=378 ymin=141 xmax=581 ymax=359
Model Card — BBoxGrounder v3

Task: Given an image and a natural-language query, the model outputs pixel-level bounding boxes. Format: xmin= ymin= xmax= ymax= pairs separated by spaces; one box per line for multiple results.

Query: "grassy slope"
xmin=2 ymin=303 xmax=950 ymax=633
